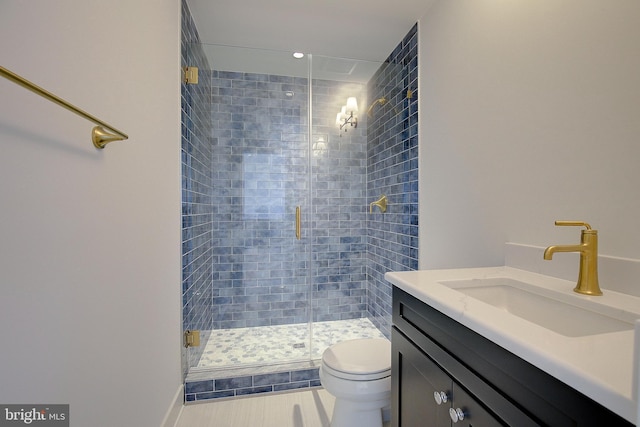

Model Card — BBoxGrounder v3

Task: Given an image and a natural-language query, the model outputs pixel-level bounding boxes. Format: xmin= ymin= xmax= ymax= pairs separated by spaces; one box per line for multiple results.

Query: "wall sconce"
xmin=336 ymin=97 xmax=358 ymax=135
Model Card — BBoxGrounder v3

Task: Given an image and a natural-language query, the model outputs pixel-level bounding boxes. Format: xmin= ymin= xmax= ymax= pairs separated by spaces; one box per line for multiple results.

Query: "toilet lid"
xmin=322 ymin=338 xmax=391 ymax=378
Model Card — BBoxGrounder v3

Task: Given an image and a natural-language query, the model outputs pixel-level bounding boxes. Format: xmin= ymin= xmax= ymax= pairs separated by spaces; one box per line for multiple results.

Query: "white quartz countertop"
xmin=385 ymin=266 xmax=640 ymax=424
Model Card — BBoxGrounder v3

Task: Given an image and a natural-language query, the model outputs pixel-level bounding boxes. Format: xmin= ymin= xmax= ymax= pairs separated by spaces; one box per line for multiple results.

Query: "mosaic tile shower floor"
xmin=192 ymin=318 xmax=386 ymax=369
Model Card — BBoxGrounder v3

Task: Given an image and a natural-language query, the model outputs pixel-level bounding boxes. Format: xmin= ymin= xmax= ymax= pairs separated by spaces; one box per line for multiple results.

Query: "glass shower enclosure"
xmin=181 ymin=43 xmax=387 ymax=379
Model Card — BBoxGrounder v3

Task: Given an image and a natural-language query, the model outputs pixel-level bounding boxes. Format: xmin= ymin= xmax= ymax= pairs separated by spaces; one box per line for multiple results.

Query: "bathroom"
xmin=1 ymin=1 xmax=639 ymax=426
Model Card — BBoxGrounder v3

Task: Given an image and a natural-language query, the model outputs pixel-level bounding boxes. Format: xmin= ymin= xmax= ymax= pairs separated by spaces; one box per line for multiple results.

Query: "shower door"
xmin=182 ymin=43 xmax=386 ymax=374
xmin=187 ymin=45 xmax=314 ymax=371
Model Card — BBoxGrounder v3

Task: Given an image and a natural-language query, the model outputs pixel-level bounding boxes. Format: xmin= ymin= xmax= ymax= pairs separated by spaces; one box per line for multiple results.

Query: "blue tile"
xmin=291 ymin=368 xmax=320 ymax=382
xmin=274 ymin=381 xmax=310 ymax=392
xmin=236 ymin=386 xmax=273 ymax=396
xmin=196 ymin=390 xmax=234 ymax=400
xmin=215 ymin=376 xmax=252 ymax=390
xmin=253 ymin=372 xmax=290 ymax=386
xmin=185 ymin=380 xmax=213 ymax=394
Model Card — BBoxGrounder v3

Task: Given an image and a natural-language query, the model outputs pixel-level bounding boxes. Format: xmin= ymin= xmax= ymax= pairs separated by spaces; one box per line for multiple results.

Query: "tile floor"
xmin=176 ymin=388 xmax=391 ymax=427
xmin=190 ymin=318 xmax=386 ymax=370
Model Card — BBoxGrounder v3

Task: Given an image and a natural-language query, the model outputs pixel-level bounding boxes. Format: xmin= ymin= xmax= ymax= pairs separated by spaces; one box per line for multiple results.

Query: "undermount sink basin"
xmin=440 ymin=278 xmax=635 ymax=337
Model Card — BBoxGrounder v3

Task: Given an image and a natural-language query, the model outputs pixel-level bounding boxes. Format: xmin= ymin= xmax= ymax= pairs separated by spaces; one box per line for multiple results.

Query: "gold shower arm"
xmin=366 ymin=97 xmax=387 ymax=118
xmin=0 ymin=66 xmax=128 ymax=149
xmin=370 ymin=195 xmax=387 ymax=213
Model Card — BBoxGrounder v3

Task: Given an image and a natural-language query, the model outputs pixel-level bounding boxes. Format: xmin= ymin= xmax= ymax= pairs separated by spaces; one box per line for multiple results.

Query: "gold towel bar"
xmin=0 ymin=66 xmax=128 ymax=149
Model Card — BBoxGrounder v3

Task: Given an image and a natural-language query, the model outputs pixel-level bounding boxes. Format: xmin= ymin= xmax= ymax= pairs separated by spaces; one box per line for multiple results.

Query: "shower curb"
xmin=185 ymin=366 xmax=321 ymax=402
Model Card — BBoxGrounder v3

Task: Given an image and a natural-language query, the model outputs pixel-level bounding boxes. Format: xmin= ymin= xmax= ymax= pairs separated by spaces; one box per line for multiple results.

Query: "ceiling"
xmin=186 ymin=0 xmax=434 ymax=63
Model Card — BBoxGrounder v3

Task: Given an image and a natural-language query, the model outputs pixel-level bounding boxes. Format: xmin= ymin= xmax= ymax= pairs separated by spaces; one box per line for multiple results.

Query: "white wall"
xmin=418 ymin=0 xmax=640 ymax=269
xmin=0 ymin=1 xmax=182 ymax=426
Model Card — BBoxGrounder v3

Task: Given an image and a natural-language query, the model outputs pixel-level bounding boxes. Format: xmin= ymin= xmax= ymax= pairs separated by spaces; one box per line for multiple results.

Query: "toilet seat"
xmin=321 ymin=338 xmax=391 ymax=381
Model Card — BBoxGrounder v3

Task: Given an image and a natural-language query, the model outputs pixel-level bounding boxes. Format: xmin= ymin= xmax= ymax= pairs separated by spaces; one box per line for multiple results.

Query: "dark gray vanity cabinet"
xmin=392 ymin=287 xmax=634 ymax=427
xmin=394 ymin=328 xmax=515 ymax=426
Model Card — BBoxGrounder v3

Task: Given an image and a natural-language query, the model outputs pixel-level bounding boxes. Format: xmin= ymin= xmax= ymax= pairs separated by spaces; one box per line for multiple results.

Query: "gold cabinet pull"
xmin=295 ymin=206 xmax=301 ymax=240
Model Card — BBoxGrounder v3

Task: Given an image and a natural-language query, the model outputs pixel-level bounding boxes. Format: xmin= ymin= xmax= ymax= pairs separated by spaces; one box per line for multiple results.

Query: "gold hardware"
xmin=367 ymin=97 xmax=387 ymax=118
xmin=370 ymin=195 xmax=387 ymax=213
xmin=0 ymin=66 xmax=128 ymax=149
xmin=553 ymin=220 xmax=592 ymax=230
xmin=183 ymin=66 xmax=199 ymax=84
xmin=366 ymin=96 xmax=400 ymax=119
xmin=184 ymin=330 xmax=200 ymax=348
xmin=295 ymin=206 xmax=301 ymax=240
xmin=543 ymin=221 xmax=602 ymax=296
xmin=92 ymin=126 xmax=125 ymax=149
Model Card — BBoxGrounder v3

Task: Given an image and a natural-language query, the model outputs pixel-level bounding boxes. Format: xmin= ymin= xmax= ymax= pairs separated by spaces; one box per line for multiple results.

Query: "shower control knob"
xmin=433 ymin=391 xmax=448 ymax=405
xmin=449 ymin=407 xmax=465 ymax=423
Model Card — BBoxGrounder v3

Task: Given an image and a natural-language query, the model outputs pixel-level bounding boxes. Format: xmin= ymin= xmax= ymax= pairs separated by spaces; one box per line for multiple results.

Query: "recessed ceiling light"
xmin=293 ymin=52 xmax=304 ymax=59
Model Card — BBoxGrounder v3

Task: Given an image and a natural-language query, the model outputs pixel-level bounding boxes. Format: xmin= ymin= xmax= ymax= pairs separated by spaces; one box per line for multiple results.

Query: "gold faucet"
xmin=543 ymin=221 xmax=602 ymax=296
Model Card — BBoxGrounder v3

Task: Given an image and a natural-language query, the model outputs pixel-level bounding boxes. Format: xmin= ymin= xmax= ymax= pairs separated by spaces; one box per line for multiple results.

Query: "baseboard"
xmin=161 ymin=384 xmax=184 ymax=427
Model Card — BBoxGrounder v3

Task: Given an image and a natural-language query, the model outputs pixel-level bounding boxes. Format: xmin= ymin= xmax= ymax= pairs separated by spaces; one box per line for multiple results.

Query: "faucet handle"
xmin=554 ymin=221 xmax=592 ymax=230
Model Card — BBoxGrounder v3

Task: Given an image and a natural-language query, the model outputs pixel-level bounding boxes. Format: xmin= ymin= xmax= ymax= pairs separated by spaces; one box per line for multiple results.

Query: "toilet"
xmin=319 ymin=338 xmax=391 ymax=427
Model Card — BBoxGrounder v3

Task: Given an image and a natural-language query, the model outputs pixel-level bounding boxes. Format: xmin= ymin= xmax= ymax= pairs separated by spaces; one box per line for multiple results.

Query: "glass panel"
xmin=184 ymin=44 xmax=312 ymax=374
xmin=181 ymin=44 xmax=396 ymax=378
xmin=308 ymin=55 xmax=388 ymax=360
xmin=181 ymin=37 xmax=216 ymax=379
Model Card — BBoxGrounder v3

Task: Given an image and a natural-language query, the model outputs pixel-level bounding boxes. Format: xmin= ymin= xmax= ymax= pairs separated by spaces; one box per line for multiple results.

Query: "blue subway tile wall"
xmin=209 ymin=70 xmax=312 ymax=329
xmin=181 ymin=0 xmax=214 ymax=337
xmin=366 ymin=24 xmax=419 ymax=339
xmin=209 ymin=71 xmax=370 ymax=329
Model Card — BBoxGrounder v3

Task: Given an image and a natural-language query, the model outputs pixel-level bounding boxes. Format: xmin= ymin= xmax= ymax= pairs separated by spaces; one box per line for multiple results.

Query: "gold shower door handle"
xmin=295 ymin=206 xmax=301 ymax=240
